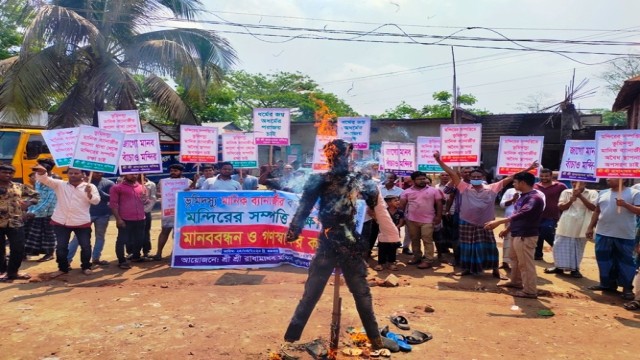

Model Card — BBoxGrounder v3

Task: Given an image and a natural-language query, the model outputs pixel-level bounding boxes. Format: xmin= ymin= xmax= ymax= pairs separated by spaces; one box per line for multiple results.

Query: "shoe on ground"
xmin=92 ymin=259 xmax=109 ymax=266
xmin=118 ymin=262 xmax=132 ymax=269
xmin=37 ymin=254 xmax=54 ymax=262
xmin=544 ymin=267 xmax=563 ymax=274
xmin=82 ymin=269 xmax=92 ymax=275
xmin=570 ymin=270 xmax=583 ymax=278
xmin=407 ymin=259 xmax=421 ymax=265
xmin=372 ymin=336 xmax=400 ymax=353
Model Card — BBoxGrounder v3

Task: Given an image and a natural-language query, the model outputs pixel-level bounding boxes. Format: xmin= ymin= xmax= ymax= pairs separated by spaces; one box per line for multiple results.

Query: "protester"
xmin=586 ymin=179 xmax=640 ymax=300
xmin=259 ymin=163 xmax=295 ymax=191
xmin=192 ymin=164 xmax=216 ymax=189
xmin=67 ymin=171 xmax=114 ymax=266
xmin=443 ymin=167 xmax=473 ymax=266
xmin=232 ymin=169 xmax=259 ymax=190
xmin=380 ymin=173 xmax=403 ymax=198
xmin=533 ymin=168 xmax=567 ymax=261
xmin=24 ymin=162 xmax=57 ymax=262
xmin=0 ymin=164 xmax=39 ymax=281
xmin=152 ymin=164 xmax=191 ymax=261
xmin=33 ymin=165 xmax=99 ymax=276
xmin=201 ymin=162 xmax=242 ymax=190
xmin=486 ymin=171 xmax=545 ymax=298
xmin=142 ymin=174 xmax=157 ymax=258
xmin=436 ymin=152 xmax=537 ymax=278
xmin=499 ymin=186 xmax=519 ymax=270
xmin=399 ymin=170 xmax=442 ymax=269
xmin=374 ymin=195 xmax=404 ymax=271
xmin=544 ymin=182 xmax=597 ymax=278
xmin=110 ymin=174 xmax=148 ymax=269
xmin=283 ymin=139 xmax=399 ymax=352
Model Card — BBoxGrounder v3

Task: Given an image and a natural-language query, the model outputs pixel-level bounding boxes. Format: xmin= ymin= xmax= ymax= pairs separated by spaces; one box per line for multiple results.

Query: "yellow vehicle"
xmin=0 ymin=127 xmax=65 ymax=183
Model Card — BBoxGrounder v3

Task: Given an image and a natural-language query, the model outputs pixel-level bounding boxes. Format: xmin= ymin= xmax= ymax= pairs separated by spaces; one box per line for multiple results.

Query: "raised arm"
xmin=433 ymin=151 xmax=461 ymax=186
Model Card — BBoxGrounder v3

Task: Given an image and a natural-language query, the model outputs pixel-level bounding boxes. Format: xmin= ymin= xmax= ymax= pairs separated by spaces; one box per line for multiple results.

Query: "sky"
xmin=170 ymin=0 xmax=640 ymax=116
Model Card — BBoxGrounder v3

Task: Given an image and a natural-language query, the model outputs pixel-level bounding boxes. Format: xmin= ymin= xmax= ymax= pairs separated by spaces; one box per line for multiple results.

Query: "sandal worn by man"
xmin=388 ymin=264 xmax=399 ymax=271
xmin=373 ymin=264 xmax=384 ymax=271
xmin=497 ymin=281 xmax=524 ymax=289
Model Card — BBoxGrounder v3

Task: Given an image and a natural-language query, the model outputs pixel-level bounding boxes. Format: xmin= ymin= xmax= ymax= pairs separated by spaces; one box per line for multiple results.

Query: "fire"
xmin=312 ymin=96 xmax=337 ymax=136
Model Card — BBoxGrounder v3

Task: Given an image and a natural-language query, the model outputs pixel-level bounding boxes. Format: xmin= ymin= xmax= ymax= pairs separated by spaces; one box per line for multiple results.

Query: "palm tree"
xmin=0 ymin=0 xmax=237 ymax=128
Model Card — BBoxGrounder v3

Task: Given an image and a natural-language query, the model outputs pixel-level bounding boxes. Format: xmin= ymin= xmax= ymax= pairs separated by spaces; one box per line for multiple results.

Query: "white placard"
xmin=439 ymin=124 xmax=482 ymax=167
xmin=253 ymin=108 xmax=290 ymax=145
xmin=221 ymin=133 xmax=258 ymax=168
xmin=312 ymin=135 xmax=337 ymax=171
xmin=71 ymin=125 xmax=124 ymax=173
xmin=558 ymin=140 xmax=597 ymax=182
xmin=97 ymin=110 xmax=141 ymax=134
xmin=161 ymin=178 xmax=190 ymax=217
xmin=119 ymin=132 xmax=163 ymax=174
xmin=179 ymin=125 xmax=218 ymax=163
xmin=416 ymin=136 xmax=443 ymax=173
xmin=337 ymin=117 xmax=371 ymax=150
xmin=41 ymin=128 xmax=79 ymax=167
xmin=496 ymin=136 xmax=544 ymax=176
xmin=595 ymin=130 xmax=640 ymax=178
xmin=381 ymin=142 xmax=416 ymax=175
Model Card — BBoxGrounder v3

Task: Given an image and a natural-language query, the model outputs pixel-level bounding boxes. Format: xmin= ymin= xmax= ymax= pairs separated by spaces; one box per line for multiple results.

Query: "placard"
xmin=311 ymin=135 xmax=336 ymax=171
xmin=71 ymin=125 xmax=124 ymax=173
xmin=160 ymin=178 xmax=190 ymax=217
xmin=179 ymin=125 xmax=218 ymax=163
xmin=417 ymin=136 xmax=443 ymax=172
xmin=496 ymin=136 xmax=544 ymax=176
xmin=558 ymin=140 xmax=597 ymax=182
xmin=381 ymin=142 xmax=416 ymax=176
xmin=253 ymin=108 xmax=290 ymax=145
xmin=41 ymin=128 xmax=79 ymax=167
xmin=439 ymin=124 xmax=482 ymax=166
xmin=97 ymin=110 xmax=141 ymax=134
xmin=337 ymin=117 xmax=371 ymax=150
xmin=119 ymin=132 xmax=162 ymax=174
xmin=595 ymin=130 xmax=640 ymax=178
xmin=221 ymin=133 xmax=258 ymax=168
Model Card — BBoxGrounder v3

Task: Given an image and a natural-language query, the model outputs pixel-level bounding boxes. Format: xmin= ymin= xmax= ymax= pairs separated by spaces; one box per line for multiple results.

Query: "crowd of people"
xmin=0 ymin=153 xmax=639 ymax=312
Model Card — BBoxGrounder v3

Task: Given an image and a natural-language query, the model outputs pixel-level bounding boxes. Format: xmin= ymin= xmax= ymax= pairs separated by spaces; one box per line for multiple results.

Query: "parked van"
xmin=0 ymin=128 xmax=63 ymax=183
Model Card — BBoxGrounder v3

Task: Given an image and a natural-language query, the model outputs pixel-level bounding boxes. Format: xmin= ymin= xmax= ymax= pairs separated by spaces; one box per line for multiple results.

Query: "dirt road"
xmin=1 ymin=213 xmax=638 ymax=359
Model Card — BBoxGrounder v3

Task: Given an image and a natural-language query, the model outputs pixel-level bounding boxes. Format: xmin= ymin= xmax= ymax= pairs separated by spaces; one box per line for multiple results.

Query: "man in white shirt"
xmin=380 ymin=173 xmax=403 ymax=198
xmin=33 ymin=165 xmax=100 ymax=276
xmin=201 ymin=162 xmax=241 ymax=190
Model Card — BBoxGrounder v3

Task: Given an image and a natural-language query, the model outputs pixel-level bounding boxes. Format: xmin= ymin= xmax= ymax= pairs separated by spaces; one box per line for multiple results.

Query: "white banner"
xmin=161 ymin=178 xmax=190 ymax=217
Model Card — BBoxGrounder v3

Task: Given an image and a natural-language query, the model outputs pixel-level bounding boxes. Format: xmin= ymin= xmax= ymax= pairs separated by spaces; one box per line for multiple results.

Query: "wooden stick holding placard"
xmin=618 ymin=179 xmax=623 ymax=214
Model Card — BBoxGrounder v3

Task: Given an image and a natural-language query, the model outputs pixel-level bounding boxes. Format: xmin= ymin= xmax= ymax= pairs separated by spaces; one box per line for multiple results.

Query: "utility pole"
xmin=451 ymin=47 xmax=458 ymax=124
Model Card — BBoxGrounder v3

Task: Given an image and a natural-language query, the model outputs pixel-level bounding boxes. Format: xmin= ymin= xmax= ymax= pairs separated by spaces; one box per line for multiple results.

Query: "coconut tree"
xmin=0 ymin=0 xmax=237 ymax=127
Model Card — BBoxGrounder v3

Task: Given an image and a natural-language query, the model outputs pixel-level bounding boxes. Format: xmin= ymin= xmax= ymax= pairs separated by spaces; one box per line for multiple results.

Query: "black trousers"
xmin=54 ymin=225 xmax=92 ymax=271
xmin=0 ymin=226 xmax=25 ymax=276
xmin=116 ymin=220 xmax=146 ymax=263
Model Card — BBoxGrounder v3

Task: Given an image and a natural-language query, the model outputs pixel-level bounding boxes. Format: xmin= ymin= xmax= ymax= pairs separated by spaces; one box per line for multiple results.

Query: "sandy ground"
xmin=1 ymin=211 xmax=639 ymax=360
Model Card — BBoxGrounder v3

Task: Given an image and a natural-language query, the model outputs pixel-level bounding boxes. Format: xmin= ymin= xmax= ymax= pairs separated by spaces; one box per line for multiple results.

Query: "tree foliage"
xmin=0 ymin=0 xmax=31 ymax=61
xmin=600 ymin=55 xmax=640 ymax=94
xmin=377 ymin=91 xmax=490 ymax=119
xmin=185 ymin=71 xmax=357 ymax=130
xmin=588 ymin=108 xmax=627 ymax=126
xmin=0 ymin=0 xmax=237 ymax=127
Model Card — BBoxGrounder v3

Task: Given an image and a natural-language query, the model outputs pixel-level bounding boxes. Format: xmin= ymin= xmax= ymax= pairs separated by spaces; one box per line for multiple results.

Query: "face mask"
xmin=470 ymin=179 xmax=483 ymax=186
